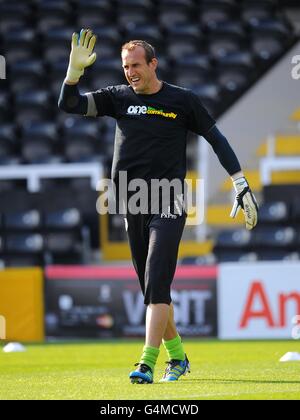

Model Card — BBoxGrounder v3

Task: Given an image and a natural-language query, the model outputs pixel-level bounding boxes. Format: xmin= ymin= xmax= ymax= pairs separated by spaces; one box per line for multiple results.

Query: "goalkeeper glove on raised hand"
xmin=230 ymin=176 xmax=258 ymax=230
xmin=65 ymin=28 xmax=97 ymax=83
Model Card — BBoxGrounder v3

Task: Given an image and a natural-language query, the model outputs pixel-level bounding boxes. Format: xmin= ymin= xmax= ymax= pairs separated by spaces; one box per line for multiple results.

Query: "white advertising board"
xmin=218 ymin=262 xmax=300 ymax=339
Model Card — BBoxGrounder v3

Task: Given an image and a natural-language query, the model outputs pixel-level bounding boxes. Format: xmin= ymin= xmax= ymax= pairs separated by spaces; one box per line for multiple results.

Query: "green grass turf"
xmin=0 ymin=340 xmax=300 ymax=400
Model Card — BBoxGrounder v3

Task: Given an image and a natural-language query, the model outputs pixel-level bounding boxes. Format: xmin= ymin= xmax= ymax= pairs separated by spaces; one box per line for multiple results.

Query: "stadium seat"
xmin=2 ymin=26 xmax=35 ymax=49
xmin=21 ymin=141 xmax=56 ymax=164
xmin=64 ymin=141 xmax=97 ymax=163
xmin=42 ymin=26 xmax=74 ymax=50
xmin=14 ymin=90 xmax=53 ymax=124
xmin=20 ymin=121 xmax=58 ymax=142
xmin=36 ymin=0 xmax=72 ymax=20
xmin=241 ymin=4 xmax=274 ymax=25
xmin=61 ymin=118 xmax=99 ymax=141
xmin=91 ymin=74 xmax=124 ymax=89
xmin=251 ymin=36 xmax=285 ymax=63
xmin=216 ymin=68 xmax=249 ymax=94
xmin=258 ymin=201 xmax=289 ymax=224
xmin=166 ymin=40 xmax=200 ymax=60
xmin=10 ymin=59 xmax=46 ymax=93
xmin=199 ymin=3 xmax=237 ymax=29
xmin=158 ymin=0 xmax=195 ymax=29
xmin=208 ymin=38 xmax=243 ymax=59
xmin=172 ymin=55 xmax=211 ymax=88
xmin=44 ymin=232 xmax=80 ymax=252
xmin=5 ymin=49 xmax=37 ymax=65
xmin=116 ymin=0 xmax=154 ymax=29
xmin=252 ymin=226 xmax=296 ymax=248
xmin=180 ymin=254 xmax=217 ymax=265
xmin=44 ymin=208 xmax=82 ymax=230
xmin=207 ymin=20 xmax=246 ymax=39
xmin=91 ymin=26 xmax=121 ymax=58
xmin=248 ymin=18 xmax=292 ymax=40
xmin=165 ymin=23 xmax=202 ymax=43
xmin=256 ymin=250 xmax=300 ymax=261
xmin=214 ymin=51 xmax=255 ymax=72
xmin=192 ymin=83 xmax=222 ymax=115
xmin=123 ymin=25 xmax=163 ymax=49
xmin=44 ymin=231 xmax=88 ymax=264
xmin=214 ymin=250 xmax=258 ymax=262
xmin=0 ymin=4 xmax=31 ymax=31
xmin=215 ymin=229 xmax=252 ymax=248
xmin=5 ymin=233 xmax=44 ymax=254
xmin=4 ymin=210 xmax=42 ymax=231
xmin=77 ymin=0 xmax=115 ymax=28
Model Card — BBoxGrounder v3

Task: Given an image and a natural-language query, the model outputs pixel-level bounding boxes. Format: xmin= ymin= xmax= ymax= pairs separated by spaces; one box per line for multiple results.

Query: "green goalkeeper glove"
xmin=230 ymin=176 xmax=258 ymax=230
xmin=65 ymin=28 xmax=97 ymax=83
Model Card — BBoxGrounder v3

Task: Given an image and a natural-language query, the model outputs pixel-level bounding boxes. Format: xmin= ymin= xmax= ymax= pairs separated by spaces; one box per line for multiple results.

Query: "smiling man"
xmin=122 ymin=41 xmax=162 ymax=94
xmin=58 ymin=29 xmax=258 ymax=384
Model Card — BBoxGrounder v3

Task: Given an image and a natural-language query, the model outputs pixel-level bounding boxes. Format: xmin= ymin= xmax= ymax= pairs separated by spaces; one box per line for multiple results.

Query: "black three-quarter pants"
xmin=125 ymin=212 xmax=186 ymax=305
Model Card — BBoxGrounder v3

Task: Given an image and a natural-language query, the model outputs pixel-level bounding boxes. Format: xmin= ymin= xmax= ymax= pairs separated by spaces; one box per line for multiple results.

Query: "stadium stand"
xmin=0 ymin=0 xmax=299 ymax=265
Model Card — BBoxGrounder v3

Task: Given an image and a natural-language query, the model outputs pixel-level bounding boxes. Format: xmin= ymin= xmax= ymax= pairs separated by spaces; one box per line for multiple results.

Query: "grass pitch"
xmin=0 ymin=340 xmax=300 ymax=400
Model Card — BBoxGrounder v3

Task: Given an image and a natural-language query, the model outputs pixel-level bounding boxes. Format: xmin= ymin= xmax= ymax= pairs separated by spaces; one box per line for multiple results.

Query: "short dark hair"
xmin=121 ymin=40 xmax=156 ymax=64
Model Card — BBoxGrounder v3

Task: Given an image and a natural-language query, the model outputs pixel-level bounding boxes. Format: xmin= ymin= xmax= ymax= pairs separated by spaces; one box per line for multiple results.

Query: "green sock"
xmin=163 ymin=334 xmax=185 ymax=361
xmin=140 ymin=345 xmax=160 ymax=372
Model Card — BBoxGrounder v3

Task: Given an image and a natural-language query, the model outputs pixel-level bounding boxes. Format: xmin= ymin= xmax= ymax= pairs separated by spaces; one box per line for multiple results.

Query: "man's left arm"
xmin=204 ymin=125 xmax=258 ymax=230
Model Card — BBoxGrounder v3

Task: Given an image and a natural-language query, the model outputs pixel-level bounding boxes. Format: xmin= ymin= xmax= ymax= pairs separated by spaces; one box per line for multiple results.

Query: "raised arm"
xmin=58 ymin=29 xmax=97 ymax=114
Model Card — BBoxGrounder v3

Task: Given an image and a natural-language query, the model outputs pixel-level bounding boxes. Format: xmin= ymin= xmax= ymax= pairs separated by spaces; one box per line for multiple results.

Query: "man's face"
xmin=121 ymin=46 xmax=157 ymax=94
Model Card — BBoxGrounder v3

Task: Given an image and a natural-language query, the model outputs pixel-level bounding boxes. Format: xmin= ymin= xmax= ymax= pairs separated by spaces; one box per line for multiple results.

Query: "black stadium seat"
xmin=44 ymin=231 xmax=85 ymax=264
xmin=117 ymin=0 xmax=154 ymax=29
xmin=172 ymin=54 xmax=211 ymax=88
xmin=2 ymin=26 xmax=35 ymax=49
xmin=92 ymin=26 xmax=121 ymax=58
xmin=5 ymin=233 xmax=44 ymax=254
xmin=252 ymin=226 xmax=296 ymax=248
xmin=208 ymin=37 xmax=242 ymax=59
xmin=21 ymin=141 xmax=56 ymax=164
xmin=61 ymin=118 xmax=99 ymax=141
xmin=10 ymin=59 xmax=45 ymax=93
xmin=19 ymin=120 xmax=58 ymax=164
xmin=36 ymin=0 xmax=72 ymax=20
xmin=215 ymin=229 xmax=252 ymax=248
xmin=241 ymin=4 xmax=274 ymax=26
xmin=158 ymin=0 xmax=195 ymax=29
xmin=44 ymin=208 xmax=82 ymax=230
xmin=215 ymin=250 xmax=258 ymax=263
xmin=258 ymin=201 xmax=289 ymax=224
xmin=251 ymin=36 xmax=285 ymax=63
xmin=91 ymin=58 xmax=125 ymax=88
xmin=77 ymin=0 xmax=115 ymax=28
xmin=14 ymin=90 xmax=52 ymax=124
xmin=20 ymin=121 xmax=58 ymax=142
xmin=4 ymin=210 xmax=42 ymax=231
xmin=199 ymin=3 xmax=237 ymax=29
xmin=217 ymin=68 xmax=249 ymax=94
xmin=0 ymin=1 xmax=32 ymax=31
xmin=123 ymin=25 xmax=162 ymax=48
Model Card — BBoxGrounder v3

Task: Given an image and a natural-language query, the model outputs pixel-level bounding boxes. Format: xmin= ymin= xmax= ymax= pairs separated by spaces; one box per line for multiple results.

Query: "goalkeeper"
xmin=58 ymin=29 xmax=258 ymax=384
